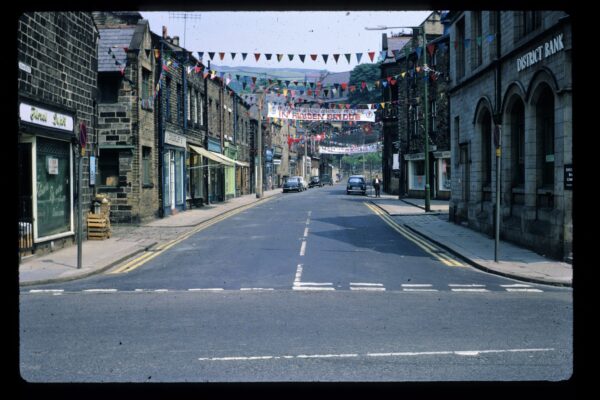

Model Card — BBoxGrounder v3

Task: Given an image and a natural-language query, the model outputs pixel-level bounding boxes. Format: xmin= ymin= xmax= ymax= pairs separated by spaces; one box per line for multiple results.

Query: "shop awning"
xmin=189 ymin=145 xmax=234 ymax=166
xmin=235 ymin=160 xmax=250 ymax=167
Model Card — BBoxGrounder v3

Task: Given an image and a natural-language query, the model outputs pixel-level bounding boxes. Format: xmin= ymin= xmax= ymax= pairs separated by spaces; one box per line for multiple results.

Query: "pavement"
xmin=18 ymin=187 xmax=572 ymax=288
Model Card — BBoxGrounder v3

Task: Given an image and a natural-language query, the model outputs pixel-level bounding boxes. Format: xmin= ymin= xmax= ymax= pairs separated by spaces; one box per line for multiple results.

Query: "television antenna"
xmin=168 ymin=12 xmax=202 ymax=49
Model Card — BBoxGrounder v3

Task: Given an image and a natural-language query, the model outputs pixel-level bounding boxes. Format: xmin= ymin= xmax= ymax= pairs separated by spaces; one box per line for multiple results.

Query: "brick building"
xmin=93 ymin=12 xmax=158 ymax=223
xmin=447 ymin=11 xmax=572 ymax=260
xmin=18 ymin=12 xmax=99 ymax=256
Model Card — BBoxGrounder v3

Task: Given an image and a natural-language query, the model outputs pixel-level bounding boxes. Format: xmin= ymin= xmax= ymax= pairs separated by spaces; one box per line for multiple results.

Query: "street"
xmin=19 ymin=184 xmax=573 ymax=382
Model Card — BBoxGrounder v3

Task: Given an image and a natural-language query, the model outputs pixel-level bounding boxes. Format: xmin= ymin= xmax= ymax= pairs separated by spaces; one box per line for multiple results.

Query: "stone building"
xmin=381 ymin=11 xmax=451 ymax=200
xmin=18 ymin=12 xmax=99 ymax=256
xmin=93 ymin=12 xmax=158 ymax=223
xmin=447 ymin=11 xmax=572 ymax=260
xmin=152 ymin=28 xmax=207 ymax=215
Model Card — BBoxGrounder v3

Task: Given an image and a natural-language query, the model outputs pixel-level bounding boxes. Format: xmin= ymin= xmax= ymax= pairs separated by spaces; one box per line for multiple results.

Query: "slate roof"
xmin=98 ymin=27 xmax=136 ymax=72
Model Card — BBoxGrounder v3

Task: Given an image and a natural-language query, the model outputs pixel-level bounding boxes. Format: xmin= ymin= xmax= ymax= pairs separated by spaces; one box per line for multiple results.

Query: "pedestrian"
xmin=372 ymin=175 xmax=381 ymax=197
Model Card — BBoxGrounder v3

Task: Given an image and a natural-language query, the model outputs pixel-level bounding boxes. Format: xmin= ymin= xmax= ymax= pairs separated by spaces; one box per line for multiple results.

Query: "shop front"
xmin=162 ymin=130 xmax=186 ymax=216
xmin=18 ymin=100 xmax=75 ymax=253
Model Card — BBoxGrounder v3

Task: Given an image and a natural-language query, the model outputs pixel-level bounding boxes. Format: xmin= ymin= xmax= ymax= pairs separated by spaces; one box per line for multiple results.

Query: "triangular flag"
xmin=231 ymin=53 xmax=236 ymax=60
xmin=254 ymin=53 xmax=261 ymax=61
xmin=401 ymin=71 xmax=406 ymax=78
xmin=427 ymin=44 xmax=435 ymax=56
xmin=288 ymin=54 xmax=294 ymax=61
xmin=219 ymin=52 xmax=225 ymax=60
xmin=380 ymin=103 xmax=386 ymax=109
xmin=345 ymin=53 xmax=352 ymax=63
xmin=476 ymin=36 xmax=482 ymax=46
xmin=361 ymin=81 xmax=366 ymax=90
xmin=299 ymin=54 xmax=306 ymax=63
xmin=368 ymin=52 xmax=375 ymax=62
xmin=310 ymin=54 xmax=318 ymax=61
xmin=251 ymin=76 xmax=257 ymax=84
xmin=382 ymin=81 xmax=388 ymax=88
xmin=277 ymin=54 xmax=283 ymax=62
xmin=387 ymin=76 xmax=392 ymax=83
xmin=265 ymin=54 xmax=272 ymax=60
xmin=392 ymin=50 xmax=400 ymax=59
xmin=356 ymin=53 xmax=363 ymax=63
xmin=242 ymin=53 xmax=248 ymax=60
xmin=390 ymin=79 xmax=397 ymax=86
xmin=322 ymin=54 xmax=329 ymax=64
xmin=203 ymin=72 xmax=209 ymax=79
xmin=154 ymin=49 xmax=161 ymax=59
xmin=333 ymin=54 xmax=340 ymax=63
xmin=379 ymin=50 xmax=387 ymax=61
xmin=346 ymin=104 xmax=351 ymax=109
xmin=486 ymin=34 xmax=495 ymax=43
xmin=208 ymin=52 xmax=215 ymax=60
xmin=464 ymin=39 xmax=471 ymax=48
xmin=341 ymin=82 xmax=348 ymax=90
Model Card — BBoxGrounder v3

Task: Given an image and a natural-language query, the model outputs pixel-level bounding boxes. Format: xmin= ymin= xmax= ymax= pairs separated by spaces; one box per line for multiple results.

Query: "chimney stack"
xmin=172 ymin=36 xmax=179 ymax=47
xmin=162 ymin=25 xmax=167 ymax=39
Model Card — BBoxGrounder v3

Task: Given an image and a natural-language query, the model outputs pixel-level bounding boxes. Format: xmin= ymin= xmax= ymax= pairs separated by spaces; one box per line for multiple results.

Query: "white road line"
xmin=198 ymin=348 xmax=554 ymax=362
xmin=350 ymin=282 xmax=384 ymax=286
xmin=29 ymin=289 xmax=64 ymax=293
xmin=402 ymin=284 xmax=432 ymax=287
xmin=240 ymin=288 xmax=274 ymax=291
xmin=292 ymin=286 xmax=335 ymax=291
xmin=402 ymin=288 xmax=439 ymax=292
xmin=300 ymin=241 xmax=307 ymax=256
xmin=350 ymin=287 xmax=386 ymax=291
xmin=449 ymin=284 xmax=486 ymax=287
xmin=293 ymin=264 xmax=303 ymax=285
xmin=306 ymin=218 xmax=310 ymax=225
xmin=308 ymin=211 xmax=312 ymax=217
xmin=297 ymin=282 xmax=334 ymax=286
xmin=83 ymin=289 xmax=117 ymax=293
xmin=451 ymin=288 xmax=490 ymax=292
xmin=501 ymin=284 xmax=532 ymax=287
xmin=303 ymin=227 xmax=309 ymax=237
xmin=187 ymin=288 xmax=224 ymax=292
xmin=154 ymin=289 xmax=169 ymax=292
xmin=505 ymin=288 xmax=544 ymax=293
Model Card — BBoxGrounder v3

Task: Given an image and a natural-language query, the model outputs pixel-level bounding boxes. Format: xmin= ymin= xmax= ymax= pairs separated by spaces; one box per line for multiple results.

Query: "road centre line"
xmin=402 ymin=284 xmax=432 ymax=287
xmin=365 ymin=202 xmax=463 ymax=267
xmin=299 ymin=241 xmax=307 ymax=256
xmin=303 ymin=227 xmax=309 ymax=237
xmin=293 ymin=264 xmax=303 ymax=285
xmin=198 ymin=348 xmax=554 ymax=362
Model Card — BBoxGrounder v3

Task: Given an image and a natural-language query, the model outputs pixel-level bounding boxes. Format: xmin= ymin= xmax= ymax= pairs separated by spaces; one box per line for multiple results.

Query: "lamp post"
xmin=255 ymin=82 xmax=278 ymax=198
xmin=365 ymin=25 xmax=431 ymax=211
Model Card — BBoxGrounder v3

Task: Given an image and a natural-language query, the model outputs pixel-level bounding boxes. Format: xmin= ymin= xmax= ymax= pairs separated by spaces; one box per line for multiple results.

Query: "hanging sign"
xmin=268 ymin=103 xmax=375 ymax=122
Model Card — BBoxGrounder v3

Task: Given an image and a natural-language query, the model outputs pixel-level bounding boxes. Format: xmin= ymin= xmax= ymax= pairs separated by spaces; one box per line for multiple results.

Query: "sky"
xmin=140 ymin=11 xmax=433 ymax=73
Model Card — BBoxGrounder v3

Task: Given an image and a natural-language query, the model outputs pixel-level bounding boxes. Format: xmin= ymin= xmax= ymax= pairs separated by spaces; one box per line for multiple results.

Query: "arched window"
xmin=510 ymin=99 xmax=525 ymax=187
xmin=537 ymin=86 xmax=555 ymax=187
xmin=481 ymin=110 xmax=492 ymax=189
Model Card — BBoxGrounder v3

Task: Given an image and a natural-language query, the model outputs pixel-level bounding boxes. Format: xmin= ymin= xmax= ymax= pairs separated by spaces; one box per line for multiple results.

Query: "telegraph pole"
xmin=422 ymin=27 xmax=431 ymax=212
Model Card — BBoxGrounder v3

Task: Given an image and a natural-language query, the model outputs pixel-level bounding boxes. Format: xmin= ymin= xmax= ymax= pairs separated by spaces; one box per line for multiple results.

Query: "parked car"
xmin=283 ymin=177 xmax=303 ymax=192
xmin=308 ymin=176 xmax=322 ymax=188
xmin=297 ymin=176 xmax=308 ymax=191
xmin=346 ymin=175 xmax=367 ymax=195
xmin=320 ymin=174 xmax=333 ymax=185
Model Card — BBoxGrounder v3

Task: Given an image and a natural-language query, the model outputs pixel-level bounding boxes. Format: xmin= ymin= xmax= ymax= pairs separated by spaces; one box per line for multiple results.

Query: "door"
xmin=170 ymin=151 xmax=175 ymax=209
xmin=18 ymin=142 xmax=33 ymax=254
xmin=460 ymin=144 xmax=470 ymax=202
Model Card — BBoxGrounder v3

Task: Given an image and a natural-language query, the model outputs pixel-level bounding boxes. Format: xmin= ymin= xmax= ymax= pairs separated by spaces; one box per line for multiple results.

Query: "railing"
xmin=19 ymin=196 xmax=34 ymax=256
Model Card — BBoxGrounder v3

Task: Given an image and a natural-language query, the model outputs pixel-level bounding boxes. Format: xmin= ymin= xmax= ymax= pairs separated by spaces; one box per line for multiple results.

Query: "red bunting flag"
xmin=219 ymin=52 xmax=225 ymax=60
xmin=361 ymin=81 xmax=366 ymax=90
xmin=254 ymin=53 xmax=261 ymax=61
xmin=341 ymin=82 xmax=348 ymax=90
xmin=368 ymin=52 xmax=375 ymax=62
xmin=310 ymin=54 xmax=318 ymax=61
xmin=427 ymin=44 xmax=436 ymax=56
xmin=387 ymin=76 xmax=392 ymax=83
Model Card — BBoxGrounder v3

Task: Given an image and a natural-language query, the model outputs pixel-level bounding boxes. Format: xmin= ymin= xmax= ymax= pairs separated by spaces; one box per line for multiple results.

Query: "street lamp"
xmin=255 ymin=82 xmax=278 ymax=198
xmin=364 ymin=25 xmax=431 ymax=212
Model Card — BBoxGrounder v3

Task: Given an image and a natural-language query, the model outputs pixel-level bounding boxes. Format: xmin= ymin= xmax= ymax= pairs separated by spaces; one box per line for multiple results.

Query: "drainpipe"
xmin=493 ymin=11 xmax=502 ymax=262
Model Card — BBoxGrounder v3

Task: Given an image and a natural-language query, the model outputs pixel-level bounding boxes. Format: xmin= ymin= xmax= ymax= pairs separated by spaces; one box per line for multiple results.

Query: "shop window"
xmin=99 ymin=149 xmax=119 ymax=187
xmin=409 ymin=160 xmax=425 ymax=190
xmin=511 ymin=100 xmax=525 ymax=187
xmin=439 ymin=158 xmax=451 ymax=191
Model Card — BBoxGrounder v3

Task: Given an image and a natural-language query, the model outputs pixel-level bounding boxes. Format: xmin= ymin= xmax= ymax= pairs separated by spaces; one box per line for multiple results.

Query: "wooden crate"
xmin=87 ymin=212 xmax=111 ymax=240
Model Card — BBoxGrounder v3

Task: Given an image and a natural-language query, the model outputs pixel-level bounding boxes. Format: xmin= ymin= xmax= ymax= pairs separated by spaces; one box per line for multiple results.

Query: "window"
xmin=165 ymin=77 xmax=171 ymax=122
xmin=511 ymin=101 xmax=525 ymax=187
xmin=409 ymin=160 xmax=425 ymax=190
xmin=430 ymin=101 xmax=437 ymax=132
xmin=439 ymin=158 xmax=451 ymax=191
xmin=454 ymin=116 xmax=460 ymax=166
xmin=471 ymin=11 xmax=483 ymax=68
xmin=192 ymin=90 xmax=197 ymax=124
xmin=199 ymin=95 xmax=204 ymax=125
xmin=481 ymin=111 xmax=492 ymax=190
xmin=537 ymin=88 xmax=554 ymax=187
xmin=515 ymin=11 xmax=542 ymax=41
xmin=142 ymin=146 xmax=152 ymax=186
xmin=455 ymin=18 xmax=465 ymax=79
xmin=141 ymin=68 xmax=153 ymax=111
xmin=98 ymin=74 xmax=120 ymax=103
xmin=488 ymin=11 xmax=498 ymax=59
xmin=187 ymin=87 xmax=191 ymax=122
xmin=99 ymin=149 xmax=119 ymax=187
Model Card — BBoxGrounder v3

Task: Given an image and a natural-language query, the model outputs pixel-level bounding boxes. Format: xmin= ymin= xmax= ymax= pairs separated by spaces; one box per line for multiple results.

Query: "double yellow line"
xmin=364 ymin=202 xmax=464 ymax=267
xmin=109 ymin=198 xmax=274 ymax=274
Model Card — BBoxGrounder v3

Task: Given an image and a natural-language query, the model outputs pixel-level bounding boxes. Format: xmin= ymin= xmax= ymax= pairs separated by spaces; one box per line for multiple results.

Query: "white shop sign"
xmin=20 ymin=103 xmax=74 ymax=132
xmin=517 ymin=33 xmax=564 ymax=73
xmin=165 ymin=131 xmax=186 ymax=148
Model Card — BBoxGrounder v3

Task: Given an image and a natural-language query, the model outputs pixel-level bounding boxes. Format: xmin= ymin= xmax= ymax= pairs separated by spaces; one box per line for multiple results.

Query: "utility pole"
xmin=256 ymin=82 xmax=277 ymax=198
xmin=422 ymin=27 xmax=431 ymax=212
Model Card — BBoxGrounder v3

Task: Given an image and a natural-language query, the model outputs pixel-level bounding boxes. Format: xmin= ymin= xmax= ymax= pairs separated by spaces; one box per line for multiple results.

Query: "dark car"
xmin=283 ymin=177 xmax=304 ymax=192
xmin=308 ymin=176 xmax=322 ymax=188
xmin=320 ymin=174 xmax=333 ymax=185
xmin=346 ymin=175 xmax=367 ymax=195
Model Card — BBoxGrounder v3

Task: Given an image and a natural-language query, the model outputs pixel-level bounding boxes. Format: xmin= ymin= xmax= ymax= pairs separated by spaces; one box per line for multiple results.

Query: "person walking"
xmin=372 ymin=175 xmax=381 ymax=197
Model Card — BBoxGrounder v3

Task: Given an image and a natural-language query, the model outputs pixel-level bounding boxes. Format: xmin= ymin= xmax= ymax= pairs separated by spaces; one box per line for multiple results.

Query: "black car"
xmin=320 ymin=174 xmax=333 ymax=185
xmin=346 ymin=175 xmax=367 ymax=195
xmin=308 ymin=176 xmax=322 ymax=188
xmin=283 ymin=177 xmax=304 ymax=192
